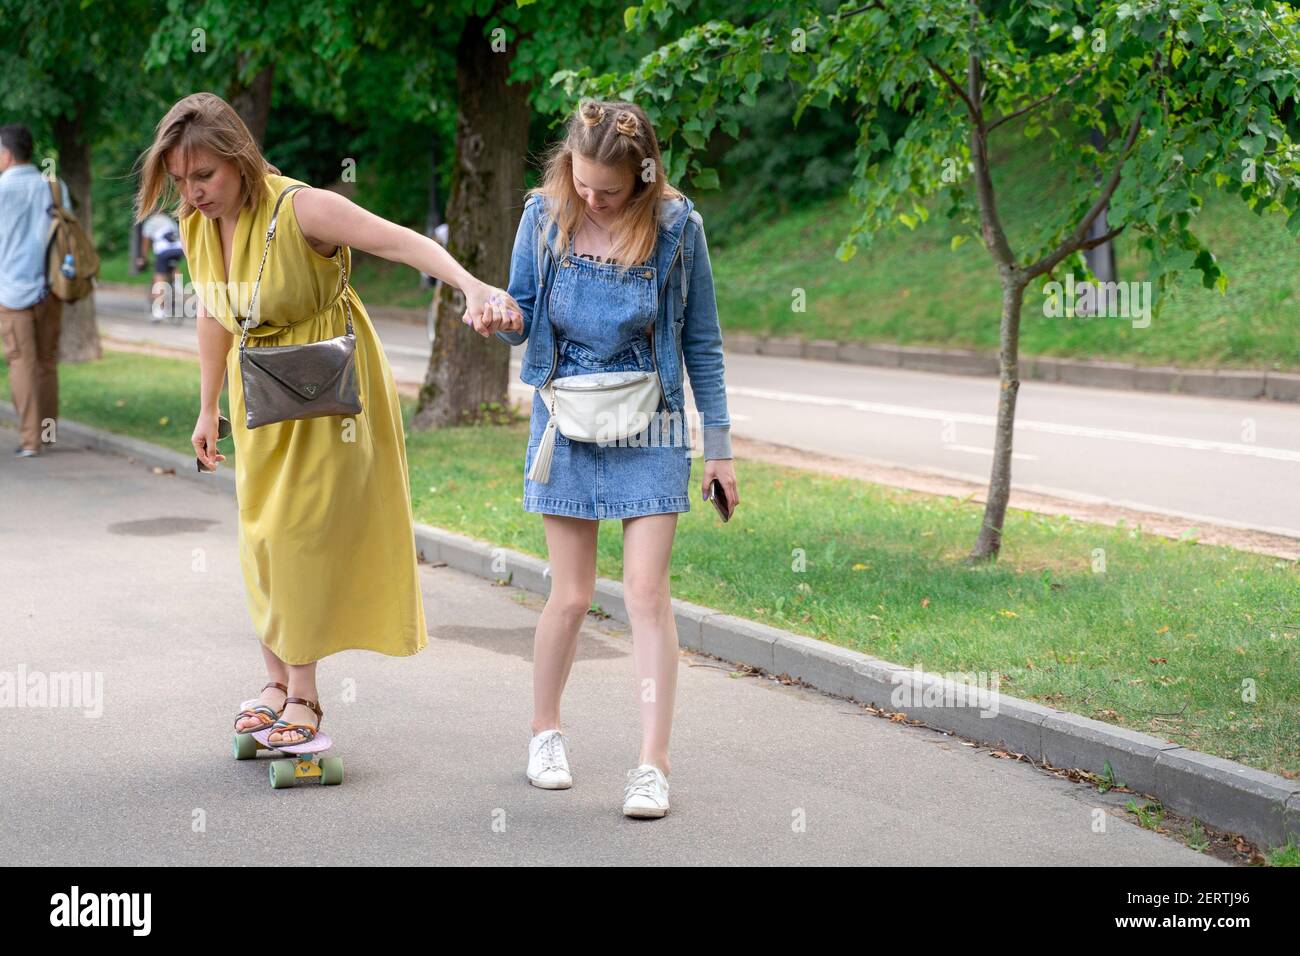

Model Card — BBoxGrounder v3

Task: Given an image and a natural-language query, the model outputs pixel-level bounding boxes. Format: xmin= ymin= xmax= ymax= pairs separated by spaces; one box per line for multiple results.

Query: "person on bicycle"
xmin=137 ymin=210 xmax=185 ymax=322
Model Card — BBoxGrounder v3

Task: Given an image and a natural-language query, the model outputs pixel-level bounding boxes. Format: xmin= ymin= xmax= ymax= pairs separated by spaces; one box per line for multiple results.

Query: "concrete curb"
xmin=420 ymin=523 xmax=1299 ymax=850
xmin=6 ymin=401 xmax=1298 ymax=852
xmin=728 ymin=333 xmax=1300 ymax=405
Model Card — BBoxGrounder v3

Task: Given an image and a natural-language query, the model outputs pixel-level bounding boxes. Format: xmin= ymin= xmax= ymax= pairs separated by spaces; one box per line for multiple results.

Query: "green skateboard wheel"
xmin=320 ymin=757 xmax=343 ymax=786
xmin=269 ymin=759 xmax=295 ymax=789
xmin=233 ymin=734 xmax=258 ymax=760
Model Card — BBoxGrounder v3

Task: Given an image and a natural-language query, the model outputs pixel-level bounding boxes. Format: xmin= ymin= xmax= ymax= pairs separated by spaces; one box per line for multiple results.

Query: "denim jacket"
xmin=497 ymin=192 xmax=733 ymax=461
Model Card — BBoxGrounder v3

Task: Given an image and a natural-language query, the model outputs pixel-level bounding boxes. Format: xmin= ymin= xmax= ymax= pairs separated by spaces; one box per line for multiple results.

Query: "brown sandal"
xmin=266 ymin=697 xmax=324 ymax=747
xmin=233 ymin=681 xmax=288 ymax=734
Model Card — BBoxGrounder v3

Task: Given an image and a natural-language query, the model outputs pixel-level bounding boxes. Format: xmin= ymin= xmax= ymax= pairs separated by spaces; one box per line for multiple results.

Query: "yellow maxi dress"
xmin=180 ymin=173 xmax=428 ymax=665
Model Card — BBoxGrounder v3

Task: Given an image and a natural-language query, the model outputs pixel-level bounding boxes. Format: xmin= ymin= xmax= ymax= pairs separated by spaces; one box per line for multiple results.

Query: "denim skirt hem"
xmin=523 ymin=493 xmax=690 ymax=520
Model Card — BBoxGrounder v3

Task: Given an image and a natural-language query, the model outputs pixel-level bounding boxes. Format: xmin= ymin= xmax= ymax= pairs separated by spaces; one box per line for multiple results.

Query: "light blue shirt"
xmin=0 ymin=164 xmax=72 ymax=310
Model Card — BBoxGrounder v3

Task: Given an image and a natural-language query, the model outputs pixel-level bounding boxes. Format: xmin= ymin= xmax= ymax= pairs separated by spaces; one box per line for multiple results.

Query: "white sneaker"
xmin=526 ymin=729 xmax=572 ymax=789
xmin=622 ymin=764 xmax=670 ymax=818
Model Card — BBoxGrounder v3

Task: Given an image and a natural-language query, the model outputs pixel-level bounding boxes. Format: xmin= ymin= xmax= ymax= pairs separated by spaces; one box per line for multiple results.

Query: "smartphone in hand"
xmin=707 ymin=477 xmax=733 ymax=522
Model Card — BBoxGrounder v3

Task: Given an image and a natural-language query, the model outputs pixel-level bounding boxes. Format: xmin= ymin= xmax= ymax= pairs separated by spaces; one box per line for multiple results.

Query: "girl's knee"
xmin=548 ymin=589 xmax=595 ymax=622
xmin=623 ymin=579 xmax=669 ymax=622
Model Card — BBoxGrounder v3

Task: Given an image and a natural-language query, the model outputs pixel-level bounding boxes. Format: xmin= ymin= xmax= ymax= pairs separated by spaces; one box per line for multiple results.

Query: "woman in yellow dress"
xmin=134 ymin=92 xmax=520 ymax=746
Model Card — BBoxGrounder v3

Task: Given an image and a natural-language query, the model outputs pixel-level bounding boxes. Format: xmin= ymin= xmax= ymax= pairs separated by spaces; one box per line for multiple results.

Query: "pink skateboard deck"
xmin=232 ymin=725 xmax=342 ymax=788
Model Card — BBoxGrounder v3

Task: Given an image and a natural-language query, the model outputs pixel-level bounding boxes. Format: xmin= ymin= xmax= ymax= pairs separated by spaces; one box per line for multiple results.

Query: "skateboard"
xmin=231 ymin=704 xmax=342 ymax=789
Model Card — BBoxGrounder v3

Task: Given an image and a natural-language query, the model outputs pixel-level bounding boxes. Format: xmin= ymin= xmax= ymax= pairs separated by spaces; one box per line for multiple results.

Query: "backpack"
xmin=44 ymin=178 xmax=100 ymax=303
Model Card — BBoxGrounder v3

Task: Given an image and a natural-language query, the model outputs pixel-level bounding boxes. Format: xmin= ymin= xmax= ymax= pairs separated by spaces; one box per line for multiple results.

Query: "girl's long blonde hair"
xmin=134 ymin=91 xmax=280 ymax=224
xmin=529 ymin=99 xmax=683 ymax=271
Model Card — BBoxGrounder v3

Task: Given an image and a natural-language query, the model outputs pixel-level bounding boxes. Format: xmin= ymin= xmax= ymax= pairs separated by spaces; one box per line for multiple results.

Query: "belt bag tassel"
xmin=527 ymin=370 xmax=663 ymax=484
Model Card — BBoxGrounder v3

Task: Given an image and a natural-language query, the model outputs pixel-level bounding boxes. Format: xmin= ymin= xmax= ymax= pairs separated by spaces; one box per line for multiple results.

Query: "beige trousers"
xmin=0 ymin=294 xmax=62 ymax=452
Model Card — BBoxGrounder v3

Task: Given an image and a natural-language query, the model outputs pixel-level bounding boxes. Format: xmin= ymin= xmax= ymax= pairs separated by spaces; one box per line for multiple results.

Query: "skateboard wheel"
xmin=269 ymin=759 xmax=296 ymax=789
xmin=320 ymin=757 xmax=343 ymax=786
xmin=233 ymin=734 xmax=258 ymax=760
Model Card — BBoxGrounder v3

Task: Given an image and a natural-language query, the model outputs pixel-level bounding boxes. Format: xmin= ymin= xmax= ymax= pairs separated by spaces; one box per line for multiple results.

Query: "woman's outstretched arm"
xmin=291 ymin=187 xmax=521 ymax=335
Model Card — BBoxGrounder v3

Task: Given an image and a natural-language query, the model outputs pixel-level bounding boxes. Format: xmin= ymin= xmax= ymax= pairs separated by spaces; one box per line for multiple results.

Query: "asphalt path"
xmin=0 ymin=422 xmax=1219 ymax=865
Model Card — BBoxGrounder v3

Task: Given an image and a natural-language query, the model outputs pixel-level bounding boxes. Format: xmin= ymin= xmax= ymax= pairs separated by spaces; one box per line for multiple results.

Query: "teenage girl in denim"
xmin=493 ymin=100 xmax=740 ymax=818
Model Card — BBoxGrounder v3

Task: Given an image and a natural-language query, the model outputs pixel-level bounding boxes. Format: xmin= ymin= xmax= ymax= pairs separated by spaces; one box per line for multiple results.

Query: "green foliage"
xmin=143 ymin=0 xmax=369 ymax=117
xmin=691 ymin=83 xmax=861 ymax=246
xmin=582 ymin=0 xmax=1300 ymax=317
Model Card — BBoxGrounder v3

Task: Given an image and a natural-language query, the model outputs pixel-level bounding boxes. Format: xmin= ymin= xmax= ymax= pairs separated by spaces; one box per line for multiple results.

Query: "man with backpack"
xmin=0 ymin=124 xmax=76 ymax=458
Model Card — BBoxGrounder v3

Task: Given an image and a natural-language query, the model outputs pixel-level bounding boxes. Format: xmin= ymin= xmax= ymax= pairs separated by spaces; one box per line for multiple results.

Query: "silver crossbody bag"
xmin=237 ymin=184 xmax=363 ymax=430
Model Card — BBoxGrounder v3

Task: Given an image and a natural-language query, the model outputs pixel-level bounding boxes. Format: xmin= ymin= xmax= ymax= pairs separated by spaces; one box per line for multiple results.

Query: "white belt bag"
xmin=527 ymin=369 xmax=663 ymax=484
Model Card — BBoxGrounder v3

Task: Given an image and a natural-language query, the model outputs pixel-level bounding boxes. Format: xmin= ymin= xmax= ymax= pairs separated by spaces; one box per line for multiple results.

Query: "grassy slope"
xmin=702 ymin=136 xmax=1300 ymax=370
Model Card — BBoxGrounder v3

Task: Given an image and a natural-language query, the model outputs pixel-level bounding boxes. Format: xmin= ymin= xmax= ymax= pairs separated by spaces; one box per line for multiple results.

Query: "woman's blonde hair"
xmin=134 ymin=91 xmax=280 ymax=224
xmin=529 ymin=99 xmax=683 ymax=270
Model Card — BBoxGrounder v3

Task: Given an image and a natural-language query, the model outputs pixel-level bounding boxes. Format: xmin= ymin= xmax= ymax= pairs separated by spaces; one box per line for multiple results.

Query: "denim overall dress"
xmin=523 ymin=233 xmax=693 ymax=520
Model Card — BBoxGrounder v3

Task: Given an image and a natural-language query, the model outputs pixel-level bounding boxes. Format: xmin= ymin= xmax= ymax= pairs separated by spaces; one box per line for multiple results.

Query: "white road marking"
xmin=380 ymin=343 xmax=430 ymax=358
xmin=727 ymin=385 xmax=1300 ymax=462
xmin=945 ymin=443 xmax=1039 ymax=461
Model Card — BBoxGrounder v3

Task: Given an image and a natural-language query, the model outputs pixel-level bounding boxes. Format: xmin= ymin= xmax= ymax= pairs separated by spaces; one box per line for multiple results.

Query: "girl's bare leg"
xmin=620 ymin=512 xmax=680 ymax=775
xmin=531 ymin=514 xmax=599 ymax=734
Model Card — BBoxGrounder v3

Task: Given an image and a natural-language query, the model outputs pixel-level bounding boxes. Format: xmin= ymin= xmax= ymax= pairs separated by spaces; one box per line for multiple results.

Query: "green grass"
xmin=8 ymin=351 xmax=1299 ymax=793
xmin=1267 ymin=841 xmax=1300 ymax=866
xmin=702 ymin=137 xmax=1300 ymax=370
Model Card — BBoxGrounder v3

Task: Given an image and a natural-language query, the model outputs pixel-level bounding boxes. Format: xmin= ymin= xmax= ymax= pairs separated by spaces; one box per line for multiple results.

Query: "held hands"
xmin=461 ymin=281 xmax=523 ymax=338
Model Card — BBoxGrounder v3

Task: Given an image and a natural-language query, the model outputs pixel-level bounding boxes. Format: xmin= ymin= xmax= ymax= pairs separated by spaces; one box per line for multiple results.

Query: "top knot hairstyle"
xmin=578 ymin=101 xmax=643 ymax=140
xmin=530 ymin=98 xmax=683 ymax=270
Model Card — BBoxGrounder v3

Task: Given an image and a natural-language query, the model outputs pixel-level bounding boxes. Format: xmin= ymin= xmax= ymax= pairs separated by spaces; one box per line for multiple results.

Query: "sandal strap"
xmin=284 ymin=696 xmax=323 ymax=720
xmin=268 ymin=722 xmax=319 ymax=742
xmin=238 ymin=705 xmax=279 ymax=719
xmin=233 ymin=706 xmax=278 ymax=729
xmin=262 ymin=682 xmax=288 ymax=694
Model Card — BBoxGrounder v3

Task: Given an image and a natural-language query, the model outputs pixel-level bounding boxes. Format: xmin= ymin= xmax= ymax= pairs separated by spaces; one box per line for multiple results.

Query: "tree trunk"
xmin=970 ymin=279 xmax=1026 ymax=560
xmin=1082 ymin=127 xmax=1117 ymax=285
xmin=422 ymin=130 xmax=443 ymax=290
xmin=52 ymin=105 xmax=101 ymax=363
xmin=229 ymin=57 xmax=274 ymax=147
xmin=412 ymin=15 xmax=530 ymax=429
xmin=963 ymin=49 xmax=1023 ymax=561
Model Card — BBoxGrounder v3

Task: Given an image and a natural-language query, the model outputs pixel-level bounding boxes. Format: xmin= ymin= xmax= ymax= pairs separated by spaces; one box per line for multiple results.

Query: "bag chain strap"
xmin=238 ymin=184 xmax=354 ymax=351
